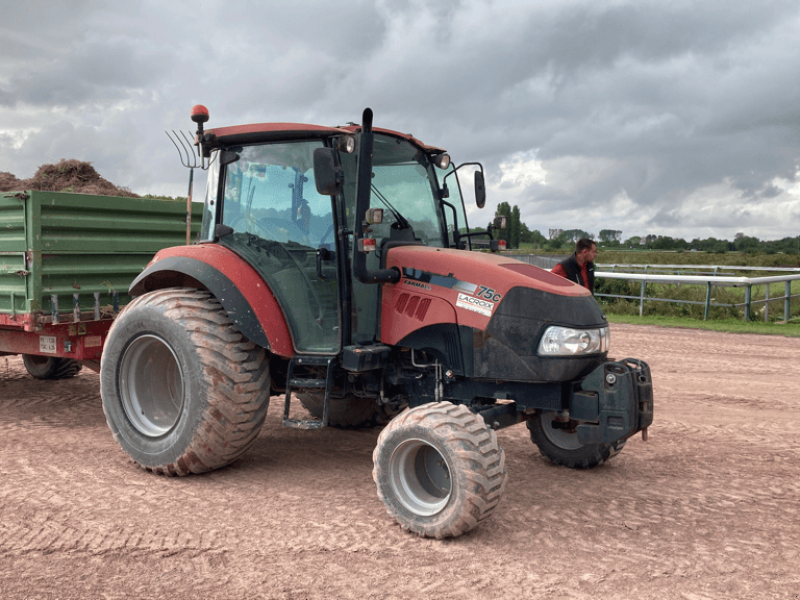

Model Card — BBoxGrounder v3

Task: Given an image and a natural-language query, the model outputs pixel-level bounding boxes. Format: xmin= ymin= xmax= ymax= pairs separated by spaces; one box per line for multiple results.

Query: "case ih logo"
xmin=456 ymin=293 xmax=494 ymax=317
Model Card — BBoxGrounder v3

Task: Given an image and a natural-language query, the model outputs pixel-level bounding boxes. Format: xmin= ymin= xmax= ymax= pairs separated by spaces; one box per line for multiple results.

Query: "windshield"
xmin=342 ymin=134 xmax=447 ymax=248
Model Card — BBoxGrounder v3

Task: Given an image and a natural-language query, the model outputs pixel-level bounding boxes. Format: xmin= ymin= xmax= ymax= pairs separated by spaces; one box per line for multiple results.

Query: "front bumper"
xmin=569 ymin=358 xmax=653 ymax=445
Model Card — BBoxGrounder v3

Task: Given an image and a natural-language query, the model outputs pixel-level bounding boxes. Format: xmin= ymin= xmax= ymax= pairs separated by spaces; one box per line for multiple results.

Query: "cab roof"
xmin=205 ymin=122 xmax=446 ymax=154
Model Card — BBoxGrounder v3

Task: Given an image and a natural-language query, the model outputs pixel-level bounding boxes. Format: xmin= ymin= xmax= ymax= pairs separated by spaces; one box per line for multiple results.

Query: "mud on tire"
xmin=100 ymin=288 xmax=270 ymax=475
xmin=372 ymin=402 xmax=507 ymax=539
xmin=22 ymin=355 xmax=82 ymax=380
xmin=527 ymin=411 xmax=626 ymax=469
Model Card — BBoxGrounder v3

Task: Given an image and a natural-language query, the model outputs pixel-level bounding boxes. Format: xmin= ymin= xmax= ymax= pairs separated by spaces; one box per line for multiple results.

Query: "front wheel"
xmin=100 ymin=288 xmax=270 ymax=475
xmin=527 ymin=411 xmax=626 ymax=469
xmin=373 ymin=402 xmax=507 ymax=539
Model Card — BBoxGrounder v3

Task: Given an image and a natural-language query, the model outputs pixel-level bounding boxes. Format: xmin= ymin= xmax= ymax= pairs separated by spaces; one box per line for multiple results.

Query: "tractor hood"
xmin=381 ymin=246 xmax=607 ymax=382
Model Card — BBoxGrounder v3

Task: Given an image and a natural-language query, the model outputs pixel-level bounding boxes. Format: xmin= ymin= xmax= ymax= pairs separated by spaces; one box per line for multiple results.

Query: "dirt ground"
xmin=1 ymin=323 xmax=798 ymax=600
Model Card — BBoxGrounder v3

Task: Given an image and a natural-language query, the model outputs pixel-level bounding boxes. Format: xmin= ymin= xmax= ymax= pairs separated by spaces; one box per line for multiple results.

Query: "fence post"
xmin=764 ymin=283 xmax=770 ymax=322
xmin=744 ymin=284 xmax=751 ymax=322
xmin=786 ymin=281 xmax=791 ymax=322
xmin=639 ymin=280 xmax=646 ymax=317
xmin=704 ymin=282 xmax=712 ymax=321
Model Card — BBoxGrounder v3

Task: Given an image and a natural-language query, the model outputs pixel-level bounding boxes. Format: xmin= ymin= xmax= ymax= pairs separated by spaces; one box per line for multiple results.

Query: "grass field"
xmin=512 ymin=250 xmax=800 ymax=322
xmin=606 ymin=314 xmax=800 ymax=337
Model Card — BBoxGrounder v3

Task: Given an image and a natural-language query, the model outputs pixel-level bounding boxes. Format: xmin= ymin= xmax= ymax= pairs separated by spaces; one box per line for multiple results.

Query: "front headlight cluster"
xmin=537 ymin=325 xmax=610 ymax=356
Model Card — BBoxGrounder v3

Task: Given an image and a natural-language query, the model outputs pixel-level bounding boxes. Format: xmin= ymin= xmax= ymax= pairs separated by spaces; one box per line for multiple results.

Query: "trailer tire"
xmin=373 ymin=402 xmax=507 ymax=539
xmin=297 ymin=392 xmax=398 ymax=428
xmin=527 ymin=411 xmax=626 ymax=469
xmin=22 ymin=355 xmax=82 ymax=380
xmin=100 ymin=288 xmax=270 ymax=476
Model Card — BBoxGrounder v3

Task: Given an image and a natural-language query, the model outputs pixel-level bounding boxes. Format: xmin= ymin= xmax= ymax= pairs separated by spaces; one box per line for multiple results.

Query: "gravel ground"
xmin=0 ymin=323 xmax=798 ymax=599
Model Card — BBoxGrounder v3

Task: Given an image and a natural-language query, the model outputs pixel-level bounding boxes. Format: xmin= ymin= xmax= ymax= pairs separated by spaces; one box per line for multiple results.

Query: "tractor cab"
xmin=197 ymin=115 xmax=482 ymax=355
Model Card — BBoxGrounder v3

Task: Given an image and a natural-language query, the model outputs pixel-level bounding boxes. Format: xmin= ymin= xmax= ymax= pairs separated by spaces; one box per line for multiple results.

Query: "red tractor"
xmin=100 ymin=107 xmax=652 ymax=539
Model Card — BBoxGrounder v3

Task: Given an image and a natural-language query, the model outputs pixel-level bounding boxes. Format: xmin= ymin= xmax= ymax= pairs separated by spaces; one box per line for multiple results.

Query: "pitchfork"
xmin=166 ymin=109 xmax=216 ymax=244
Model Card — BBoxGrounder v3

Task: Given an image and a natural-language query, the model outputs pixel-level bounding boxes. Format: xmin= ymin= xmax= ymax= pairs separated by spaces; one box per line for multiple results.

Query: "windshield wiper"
xmin=371 ymin=183 xmax=410 ymax=229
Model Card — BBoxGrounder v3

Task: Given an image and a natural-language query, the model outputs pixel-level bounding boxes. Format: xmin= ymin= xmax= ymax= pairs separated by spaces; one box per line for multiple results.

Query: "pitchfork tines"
xmin=165 ymin=130 xmax=216 ymax=171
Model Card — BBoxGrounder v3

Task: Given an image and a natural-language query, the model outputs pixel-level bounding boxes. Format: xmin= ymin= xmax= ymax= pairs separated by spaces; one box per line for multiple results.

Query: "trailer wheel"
xmin=22 ymin=355 xmax=82 ymax=380
xmin=100 ymin=288 xmax=270 ymax=475
xmin=527 ymin=411 xmax=626 ymax=469
xmin=372 ymin=402 xmax=507 ymax=539
xmin=297 ymin=392 xmax=399 ymax=428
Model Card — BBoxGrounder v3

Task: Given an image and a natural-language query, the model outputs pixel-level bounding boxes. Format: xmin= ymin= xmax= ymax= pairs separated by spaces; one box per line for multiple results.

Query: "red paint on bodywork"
xmin=380 ymin=247 xmax=589 ymax=346
xmin=149 ymin=245 xmax=295 ymax=357
xmin=340 ymin=125 xmax=446 ymax=153
xmin=0 ymin=319 xmax=111 ymax=360
xmin=206 ymin=122 xmax=446 ymax=154
xmin=208 ymin=122 xmax=348 ymax=140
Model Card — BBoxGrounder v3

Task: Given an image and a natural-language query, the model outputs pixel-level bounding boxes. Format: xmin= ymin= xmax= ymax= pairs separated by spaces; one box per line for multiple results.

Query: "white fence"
xmin=512 ymin=256 xmax=800 ymax=321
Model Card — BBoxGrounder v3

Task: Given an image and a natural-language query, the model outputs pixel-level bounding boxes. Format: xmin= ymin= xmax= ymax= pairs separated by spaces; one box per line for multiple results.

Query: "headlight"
xmin=537 ymin=325 xmax=609 ymax=356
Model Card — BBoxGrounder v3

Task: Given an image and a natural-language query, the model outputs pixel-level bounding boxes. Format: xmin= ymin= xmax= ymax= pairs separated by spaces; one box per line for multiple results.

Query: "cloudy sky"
xmin=2 ymin=0 xmax=799 ymax=241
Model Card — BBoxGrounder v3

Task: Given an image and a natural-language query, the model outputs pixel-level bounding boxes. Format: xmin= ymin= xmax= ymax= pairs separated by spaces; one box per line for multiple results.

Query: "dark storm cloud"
xmin=2 ymin=0 xmax=800 ymax=239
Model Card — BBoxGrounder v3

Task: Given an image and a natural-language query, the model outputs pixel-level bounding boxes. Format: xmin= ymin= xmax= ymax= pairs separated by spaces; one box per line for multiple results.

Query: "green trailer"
xmin=0 ymin=190 xmax=203 ymax=378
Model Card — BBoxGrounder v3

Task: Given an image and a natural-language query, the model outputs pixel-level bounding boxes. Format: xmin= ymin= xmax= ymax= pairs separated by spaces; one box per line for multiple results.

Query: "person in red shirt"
xmin=551 ymin=238 xmax=597 ymax=294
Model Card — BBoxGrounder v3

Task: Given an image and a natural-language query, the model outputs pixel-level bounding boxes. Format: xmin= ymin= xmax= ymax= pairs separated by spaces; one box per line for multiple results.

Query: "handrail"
xmin=595 ymin=270 xmax=800 ymax=321
xmin=510 ymin=254 xmax=799 ymax=322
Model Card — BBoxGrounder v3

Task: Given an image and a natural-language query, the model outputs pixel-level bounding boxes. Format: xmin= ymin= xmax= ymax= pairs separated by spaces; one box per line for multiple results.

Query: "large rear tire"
xmin=373 ymin=402 xmax=507 ymax=539
xmin=297 ymin=392 xmax=400 ymax=428
xmin=100 ymin=288 xmax=270 ymax=475
xmin=22 ymin=355 xmax=82 ymax=380
xmin=527 ymin=411 xmax=626 ymax=469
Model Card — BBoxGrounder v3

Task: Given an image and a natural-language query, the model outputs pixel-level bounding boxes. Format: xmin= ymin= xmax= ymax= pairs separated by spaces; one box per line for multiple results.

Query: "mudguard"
xmin=129 ymin=244 xmax=294 ymax=357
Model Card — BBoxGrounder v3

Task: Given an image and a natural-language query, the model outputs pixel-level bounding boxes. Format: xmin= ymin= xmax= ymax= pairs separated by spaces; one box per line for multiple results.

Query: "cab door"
xmin=218 ymin=140 xmax=340 ymax=353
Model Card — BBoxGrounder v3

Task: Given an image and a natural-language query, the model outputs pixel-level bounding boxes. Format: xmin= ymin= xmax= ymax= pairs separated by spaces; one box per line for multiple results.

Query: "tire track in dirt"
xmin=1 ymin=325 xmax=799 ymax=600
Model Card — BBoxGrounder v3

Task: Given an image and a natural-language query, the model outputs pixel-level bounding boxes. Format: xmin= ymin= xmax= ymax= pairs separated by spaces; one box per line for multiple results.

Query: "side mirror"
xmin=493 ymin=215 xmax=507 ymax=229
xmin=313 ymin=148 xmax=342 ymax=196
xmin=475 ymin=170 xmax=486 ymax=208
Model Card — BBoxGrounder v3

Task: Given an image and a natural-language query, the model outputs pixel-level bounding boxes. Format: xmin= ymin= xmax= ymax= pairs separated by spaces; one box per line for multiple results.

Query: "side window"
xmin=222 ymin=144 xmax=334 ymax=249
xmin=437 ymin=164 xmax=471 ymax=249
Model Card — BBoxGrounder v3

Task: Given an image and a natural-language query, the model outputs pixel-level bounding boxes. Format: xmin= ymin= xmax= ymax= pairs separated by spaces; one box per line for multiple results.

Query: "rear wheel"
xmin=100 ymin=288 xmax=270 ymax=475
xmin=297 ymin=392 xmax=401 ymax=428
xmin=22 ymin=355 xmax=82 ymax=380
xmin=373 ymin=402 xmax=507 ymax=539
xmin=527 ymin=411 xmax=626 ymax=469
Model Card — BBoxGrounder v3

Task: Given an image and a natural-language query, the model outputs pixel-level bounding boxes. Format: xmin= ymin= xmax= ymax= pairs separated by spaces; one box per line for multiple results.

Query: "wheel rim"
xmin=119 ymin=334 xmax=184 ymax=437
xmin=540 ymin=412 xmax=584 ymax=450
xmin=389 ymin=439 xmax=451 ymax=516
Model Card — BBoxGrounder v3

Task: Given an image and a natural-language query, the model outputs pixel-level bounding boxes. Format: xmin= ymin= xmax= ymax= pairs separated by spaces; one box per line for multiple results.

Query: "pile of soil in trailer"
xmin=0 ymin=159 xmax=138 ymax=197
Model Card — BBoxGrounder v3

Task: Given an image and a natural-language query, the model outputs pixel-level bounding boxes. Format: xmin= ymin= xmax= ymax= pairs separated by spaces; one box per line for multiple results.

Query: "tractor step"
xmin=282 ymin=418 xmax=324 ymax=430
xmin=288 ymin=378 xmax=327 ymax=388
xmin=282 ymin=355 xmax=337 ymax=429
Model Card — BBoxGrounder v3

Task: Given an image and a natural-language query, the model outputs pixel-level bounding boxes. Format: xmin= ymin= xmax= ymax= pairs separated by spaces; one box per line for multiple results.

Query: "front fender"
xmin=130 ymin=245 xmax=294 ymax=357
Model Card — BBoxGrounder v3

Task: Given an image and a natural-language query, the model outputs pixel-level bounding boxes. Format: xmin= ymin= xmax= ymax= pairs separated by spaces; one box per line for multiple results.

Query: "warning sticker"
xmin=456 ymin=293 xmax=495 ymax=317
xmin=84 ymin=336 xmax=102 ymax=348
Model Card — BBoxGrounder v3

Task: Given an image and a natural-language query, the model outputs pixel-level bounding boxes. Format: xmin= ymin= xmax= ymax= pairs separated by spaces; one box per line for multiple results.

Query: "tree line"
xmin=486 ymin=203 xmax=800 ymax=254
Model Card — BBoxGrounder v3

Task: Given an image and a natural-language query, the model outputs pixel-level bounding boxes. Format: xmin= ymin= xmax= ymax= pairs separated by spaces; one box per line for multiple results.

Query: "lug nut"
xmin=605 ymin=373 xmax=617 ymax=385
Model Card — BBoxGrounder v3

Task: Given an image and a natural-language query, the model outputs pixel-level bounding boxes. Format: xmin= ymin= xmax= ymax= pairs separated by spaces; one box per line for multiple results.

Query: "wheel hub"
xmin=541 ymin=412 xmax=583 ymax=450
xmin=119 ymin=334 xmax=184 ymax=437
xmin=389 ymin=439 xmax=451 ymax=516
